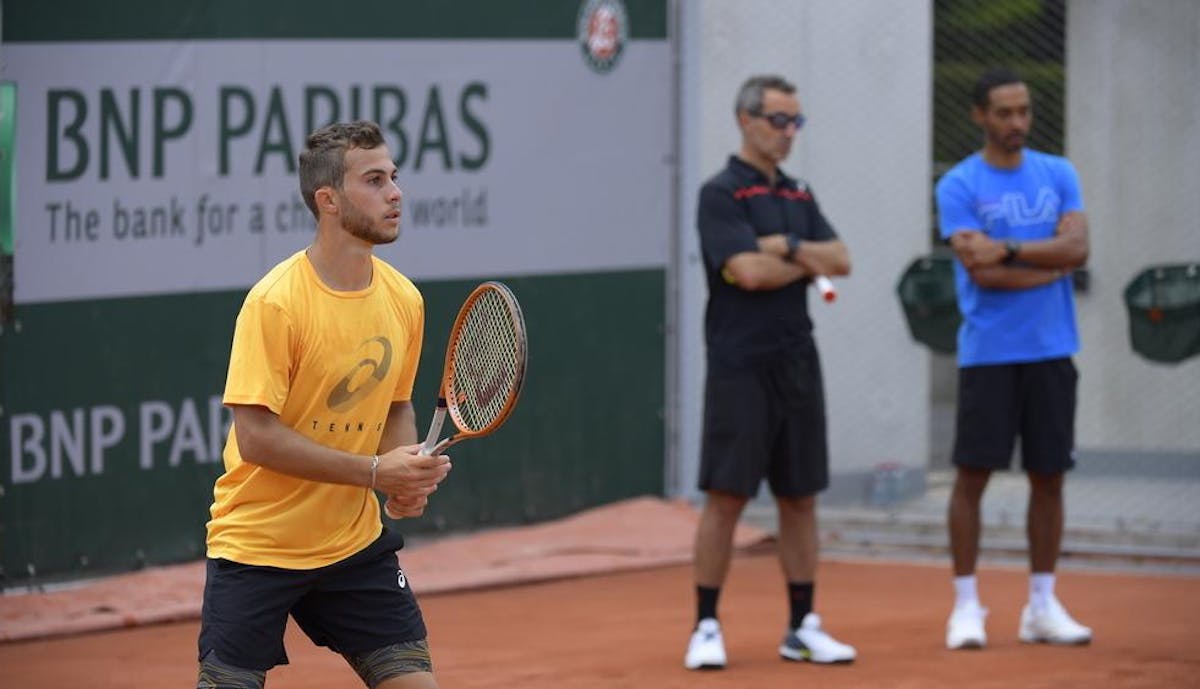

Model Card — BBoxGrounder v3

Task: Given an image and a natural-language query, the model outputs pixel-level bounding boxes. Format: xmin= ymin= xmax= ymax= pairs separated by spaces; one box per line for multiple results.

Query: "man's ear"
xmin=970 ymin=105 xmax=986 ymax=128
xmin=314 ymin=187 xmax=338 ymax=216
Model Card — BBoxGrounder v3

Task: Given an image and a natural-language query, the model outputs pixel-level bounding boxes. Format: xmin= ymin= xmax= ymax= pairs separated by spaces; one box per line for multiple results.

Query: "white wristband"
xmin=369 ymin=454 xmax=380 ymax=489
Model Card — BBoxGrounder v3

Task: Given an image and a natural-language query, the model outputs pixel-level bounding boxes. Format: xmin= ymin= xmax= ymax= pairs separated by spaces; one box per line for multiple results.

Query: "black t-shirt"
xmin=696 ymin=156 xmax=838 ymax=374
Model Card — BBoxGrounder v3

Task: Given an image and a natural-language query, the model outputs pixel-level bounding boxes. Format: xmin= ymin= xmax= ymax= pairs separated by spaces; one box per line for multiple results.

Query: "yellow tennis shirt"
xmin=206 ymin=250 xmax=424 ymax=569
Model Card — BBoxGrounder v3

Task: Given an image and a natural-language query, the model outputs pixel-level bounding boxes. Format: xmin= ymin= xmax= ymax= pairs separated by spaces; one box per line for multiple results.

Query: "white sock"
xmin=1030 ymin=573 xmax=1056 ymax=611
xmin=953 ymin=575 xmax=979 ymax=609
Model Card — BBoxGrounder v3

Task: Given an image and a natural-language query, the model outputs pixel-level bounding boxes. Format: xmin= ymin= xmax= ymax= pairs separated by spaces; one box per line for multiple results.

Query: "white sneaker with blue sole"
xmin=684 ymin=617 xmax=727 ymax=670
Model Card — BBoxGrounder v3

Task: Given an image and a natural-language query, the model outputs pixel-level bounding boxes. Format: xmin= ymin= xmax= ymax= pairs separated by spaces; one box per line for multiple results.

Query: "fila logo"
xmin=980 ymin=187 xmax=1060 ymax=229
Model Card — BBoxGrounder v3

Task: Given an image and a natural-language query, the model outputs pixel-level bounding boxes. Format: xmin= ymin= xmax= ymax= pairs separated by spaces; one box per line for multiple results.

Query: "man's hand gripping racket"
xmin=384 ymin=281 xmax=528 ymax=518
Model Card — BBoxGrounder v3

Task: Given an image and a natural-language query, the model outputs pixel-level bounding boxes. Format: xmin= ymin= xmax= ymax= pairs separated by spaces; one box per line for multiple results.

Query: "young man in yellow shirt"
xmin=197 ymin=121 xmax=452 ymax=689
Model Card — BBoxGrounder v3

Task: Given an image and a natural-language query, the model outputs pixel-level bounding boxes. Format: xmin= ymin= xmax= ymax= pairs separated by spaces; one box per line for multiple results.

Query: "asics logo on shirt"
xmin=327 ymin=336 xmax=393 ymax=412
xmin=979 ymin=187 xmax=1060 ymax=229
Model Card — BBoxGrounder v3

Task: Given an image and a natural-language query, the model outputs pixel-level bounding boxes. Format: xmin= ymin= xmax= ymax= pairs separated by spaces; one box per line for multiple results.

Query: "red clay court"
xmin=2 ymin=498 xmax=1198 ymax=688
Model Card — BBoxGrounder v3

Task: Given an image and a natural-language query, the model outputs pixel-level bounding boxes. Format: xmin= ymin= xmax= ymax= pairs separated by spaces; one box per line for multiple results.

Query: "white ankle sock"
xmin=1030 ymin=573 xmax=1056 ymax=611
xmin=953 ymin=575 xmax=979 ymax=609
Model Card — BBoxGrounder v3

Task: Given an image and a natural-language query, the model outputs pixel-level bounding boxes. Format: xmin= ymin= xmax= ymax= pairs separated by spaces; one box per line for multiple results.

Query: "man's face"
xmin=974 ymin=82 xmax=1032 ymax=154
xmin=741 ymin=89 xmax=803 ymax=165
xmin=336 ymin=145 xmax=402 ymax=245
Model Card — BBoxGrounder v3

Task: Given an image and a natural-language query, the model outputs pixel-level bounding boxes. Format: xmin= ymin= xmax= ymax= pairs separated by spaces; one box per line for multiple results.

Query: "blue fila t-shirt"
xmin=936 ymin=149 xmax=1084 ymax=367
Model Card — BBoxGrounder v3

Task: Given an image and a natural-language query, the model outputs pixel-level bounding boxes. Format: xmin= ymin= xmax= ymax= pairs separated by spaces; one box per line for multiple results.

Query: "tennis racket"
xmin=385 ymin=281 xmax=528 ymax=518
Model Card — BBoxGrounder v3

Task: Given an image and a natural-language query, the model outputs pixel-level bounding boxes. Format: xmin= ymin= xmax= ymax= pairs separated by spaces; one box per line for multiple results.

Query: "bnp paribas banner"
xmin=2 ymin=1 xmax=670 ymax=583
xmin=7 ymin=1 xmax=670 ymax=304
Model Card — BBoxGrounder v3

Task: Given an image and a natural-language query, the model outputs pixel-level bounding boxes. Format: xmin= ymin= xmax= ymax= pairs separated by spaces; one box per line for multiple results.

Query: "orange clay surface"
xmin=2 ymin=497 xmax=1198 ymax=688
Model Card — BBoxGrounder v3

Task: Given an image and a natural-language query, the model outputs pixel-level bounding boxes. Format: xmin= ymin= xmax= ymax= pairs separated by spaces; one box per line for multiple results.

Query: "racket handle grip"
xmin=386 ymin=403 xmax=449 ymax=520
xmin=814 ymin=275 xmax=837 ymax=303
xmin=421 ymin=404 xmax=448 ymax=455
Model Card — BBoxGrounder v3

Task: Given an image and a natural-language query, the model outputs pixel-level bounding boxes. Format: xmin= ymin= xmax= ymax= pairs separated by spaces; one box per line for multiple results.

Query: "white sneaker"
xmin=1019 ymin=597 xmax=1092 ymax=645
xmin=946 ymin=601 xmax=988 ymax=650
xmin=684 ymin=618 xmax=727 ymax=670
xmin=779 ymin=612 xmax=857 ymax=664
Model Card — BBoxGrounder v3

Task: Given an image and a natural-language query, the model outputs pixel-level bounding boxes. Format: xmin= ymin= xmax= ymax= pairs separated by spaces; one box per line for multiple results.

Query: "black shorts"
xmin=699 ymin=349 xmax=829 ymax=498
xmin=198 ymin=529 xmax=426 ymax=671
xmin=952 ymin=357 xmax=1078 ymax=474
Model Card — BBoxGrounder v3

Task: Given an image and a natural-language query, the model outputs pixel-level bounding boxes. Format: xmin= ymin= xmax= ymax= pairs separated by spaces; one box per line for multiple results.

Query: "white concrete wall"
xmin=1068 ymin=0 xmax=1200 ymax=454
xmin=673 ymin=0 xmax=933 ymax=497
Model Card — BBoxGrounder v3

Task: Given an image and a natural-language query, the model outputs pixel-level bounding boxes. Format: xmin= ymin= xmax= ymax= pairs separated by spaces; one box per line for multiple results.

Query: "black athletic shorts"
xmin=952 ymin=357 xmax=1078 ymax=474
xmin=198 ymin=528 xmax=426 ymax=671
xmin=699 ymin=347 xmax=829 ymax=498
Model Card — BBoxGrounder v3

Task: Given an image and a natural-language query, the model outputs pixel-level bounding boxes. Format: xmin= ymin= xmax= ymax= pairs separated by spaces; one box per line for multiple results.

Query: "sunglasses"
xmin=749 ymin=110 xmax=806 ymax=131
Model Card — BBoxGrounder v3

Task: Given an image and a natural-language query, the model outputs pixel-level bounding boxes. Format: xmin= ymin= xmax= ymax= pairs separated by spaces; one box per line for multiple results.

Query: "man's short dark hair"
xmin=972 ymin=68 xmax=1024 ymax=109
xmin=735 ymin=75 xmax=796 ymax=115
xmin=299 ymin=121 xmax=386 ymax=218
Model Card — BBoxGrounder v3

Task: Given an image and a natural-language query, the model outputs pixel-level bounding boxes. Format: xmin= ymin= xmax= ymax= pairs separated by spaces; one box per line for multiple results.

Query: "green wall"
xmin=3 ymin=0 xmax=668 ymax=41
xmin=1 ymin=268 xmax=665 ymax=583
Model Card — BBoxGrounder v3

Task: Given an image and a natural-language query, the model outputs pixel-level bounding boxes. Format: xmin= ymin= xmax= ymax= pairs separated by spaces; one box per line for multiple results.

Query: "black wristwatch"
xmin=786 ymin=235 xmax=801 ymax=262
xmin=1003 ymin=240 xmax=1021 ymax=264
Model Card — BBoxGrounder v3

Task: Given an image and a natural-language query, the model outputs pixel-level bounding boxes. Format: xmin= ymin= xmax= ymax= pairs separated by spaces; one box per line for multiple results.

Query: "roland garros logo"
xmin=577 ymin=0 xmax=629 ymax=73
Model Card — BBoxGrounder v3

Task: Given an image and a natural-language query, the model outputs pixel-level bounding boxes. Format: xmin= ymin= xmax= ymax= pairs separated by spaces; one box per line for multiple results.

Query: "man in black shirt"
xmin=684 ymin=75 xmax=855 ymax=671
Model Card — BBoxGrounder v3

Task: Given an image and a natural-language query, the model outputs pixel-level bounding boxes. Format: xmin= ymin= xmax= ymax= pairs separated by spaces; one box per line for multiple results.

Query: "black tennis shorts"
xmin=699 ymin=349 xmax=829 ymax=498
xmin=952 ymin=357 xmax=1078 ymax=474
xmin=198 ymin=528 xmax=426 ymax=672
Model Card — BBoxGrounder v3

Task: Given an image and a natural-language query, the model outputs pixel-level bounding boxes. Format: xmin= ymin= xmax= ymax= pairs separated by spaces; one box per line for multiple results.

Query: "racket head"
xmin=440 ymin=281 xmax=527 ymax=442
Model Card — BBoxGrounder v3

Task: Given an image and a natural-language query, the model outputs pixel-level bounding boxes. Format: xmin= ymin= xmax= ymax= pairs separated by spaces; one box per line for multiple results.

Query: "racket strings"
xmin=449 ymin=290 xmax=522 ymax=432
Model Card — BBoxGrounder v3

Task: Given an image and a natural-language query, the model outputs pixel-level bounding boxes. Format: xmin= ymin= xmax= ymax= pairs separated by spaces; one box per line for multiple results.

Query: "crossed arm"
xmin=722 ymin=235 xmax=851 ymax=291
xmin=949 ymin=211 xmax=1089 ymax=289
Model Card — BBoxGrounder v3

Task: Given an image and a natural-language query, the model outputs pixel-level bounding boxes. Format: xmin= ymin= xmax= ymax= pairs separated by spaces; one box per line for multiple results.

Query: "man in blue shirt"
xmin=936 ymin=68 xmax=1092 ymax=651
